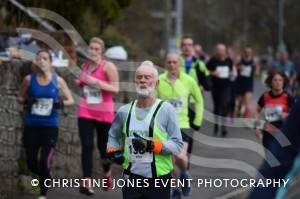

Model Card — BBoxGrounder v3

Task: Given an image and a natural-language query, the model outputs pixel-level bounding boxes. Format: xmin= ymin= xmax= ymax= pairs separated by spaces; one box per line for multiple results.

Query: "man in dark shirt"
xmin=207 ymin=44 xmax=233 ymax=137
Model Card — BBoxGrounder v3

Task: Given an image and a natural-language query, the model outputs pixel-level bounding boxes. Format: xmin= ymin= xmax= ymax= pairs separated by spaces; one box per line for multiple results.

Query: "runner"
xmin=194 ymin=44 xmax=208 ymax=62
xmin=207 ymin=44 xmax=233 ymax=136
xmin=107 ymin=61 xmax=183 ymax=199
xmin=254 ymin=69 xmax=293 ymax=151
xmin=248 ymin=95 xmax=299 ymax=199
xmin=157 ymin=53 xmax=203 ymax=198
xmin=272 ymin=51 xmax=297 ymax=95
xmin=226 ymin=46 xmax=239 ymax=122
xmin=17 ymin=49 xmax=74 ymax=199
xmin=236 ymin=46 xmax=259 ymax=118
xmin=75 ymin=37 xmax=119 ymax=195
xmin=179 ymin=36 xmax=210 ymax=128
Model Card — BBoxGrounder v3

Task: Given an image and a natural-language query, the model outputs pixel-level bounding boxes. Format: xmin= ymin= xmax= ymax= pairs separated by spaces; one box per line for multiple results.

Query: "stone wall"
xmin=0 ymin=59 xmax=138 ymax=199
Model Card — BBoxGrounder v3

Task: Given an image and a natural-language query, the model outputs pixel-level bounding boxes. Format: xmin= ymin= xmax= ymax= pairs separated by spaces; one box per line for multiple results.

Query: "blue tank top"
xmin=24 ymin=73 xmax=60 ymax=127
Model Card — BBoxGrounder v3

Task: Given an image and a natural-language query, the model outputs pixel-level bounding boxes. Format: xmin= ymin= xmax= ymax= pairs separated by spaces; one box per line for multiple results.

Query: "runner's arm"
xmin=159 ymin=103 xmax=183 ymax=155
xmin=17 ymin=75 xmax=31 ymax=103
xmin=190 ymin=78 xmax=204 ymax=127
xmin=206 ymin=59 xmax=219 ymax=77
xmin=255 ymin=94 xmax=264 ymax=121
xmin=107 ymin=107 xmax=126 ymax=150
xmin=290 ymin=69 xmax=297 ymax=86
xmin=84 ymin=62 xmax=119 ymax=94
xmin=254 ymin=57 xmax=260 ymax=76
xmin=74 ymin=64 xmax=85 ymax=87
xmin=101 ymin=62 xmax=119 ymax=94
xmin=57 ymin=77 xmax=74 ymax=106
xmin=254 ymin=105 xmax=263 ymax=135
xmin=199 ymin=61 xmax=210 ymax=76
xmin=254 ymin=105 xmax=263 ymax=121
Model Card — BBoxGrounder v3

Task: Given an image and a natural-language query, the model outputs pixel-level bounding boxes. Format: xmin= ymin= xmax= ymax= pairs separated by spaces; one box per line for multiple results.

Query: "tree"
xmin=1 ymin=0 xmax=132 ymax=40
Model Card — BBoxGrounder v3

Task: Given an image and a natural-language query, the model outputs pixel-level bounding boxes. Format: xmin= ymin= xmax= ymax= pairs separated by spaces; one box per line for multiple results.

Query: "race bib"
xmin=264 ymin=105 xmax=283 ymax=122
xmin=216 ymin=66 xmax=230 ymax=78
xmin=240 ymin=65 xmax=252 ymax=77
xmin=168 ymin=97 xmax=184 ymax=113
xmin=84 ymin=86 xmax=103 ymax=104
xmin=31 ymin=98 xmax=53 ymax=116
xmin=126 ymin=137 xmax=153 ymax=163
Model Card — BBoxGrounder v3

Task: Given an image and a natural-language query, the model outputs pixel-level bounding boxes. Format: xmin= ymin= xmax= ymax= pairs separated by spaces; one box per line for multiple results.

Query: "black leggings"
xmin=211 ymin=86 xmax=231 ymax=130
xmin=23 ymin=126 xmax=58 ymax=196
xmin=78 ymin=118 xmax=111 ymax=177
xmin=122 ymin=173 xmax=172 ymax=199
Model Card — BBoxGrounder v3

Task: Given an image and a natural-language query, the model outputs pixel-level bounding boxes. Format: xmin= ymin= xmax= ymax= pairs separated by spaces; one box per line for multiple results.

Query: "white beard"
xmin=135 ymin=85 xmax=155 ymax=97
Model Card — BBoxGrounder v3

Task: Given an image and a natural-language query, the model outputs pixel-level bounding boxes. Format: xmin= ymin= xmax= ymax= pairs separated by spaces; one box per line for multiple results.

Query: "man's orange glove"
xmin=107 ymin=147 xmax=124 ymax=165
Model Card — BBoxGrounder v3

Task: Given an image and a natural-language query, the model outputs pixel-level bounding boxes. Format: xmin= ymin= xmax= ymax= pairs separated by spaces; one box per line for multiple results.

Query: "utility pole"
xmin=175 ymin=0 xmax=183 ymax=43
xmin=166 ymin=0 xmax=183 ymax=52
xmin=243 ymin=0 xmax=249 ymax=45
xmin=206 ymin=0 xmax=217 ymax=51
xmin=165 ymin=0 xmax=172 ymax=52
xmin=277 ymin=0 xmax=286 ymax=54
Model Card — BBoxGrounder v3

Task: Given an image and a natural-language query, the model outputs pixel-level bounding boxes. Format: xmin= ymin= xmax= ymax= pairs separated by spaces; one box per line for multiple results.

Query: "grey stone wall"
xmin=0 ymin=59 xmax=138 ymax=199
xmin=0 ymin=60 xmax=29 ymax=199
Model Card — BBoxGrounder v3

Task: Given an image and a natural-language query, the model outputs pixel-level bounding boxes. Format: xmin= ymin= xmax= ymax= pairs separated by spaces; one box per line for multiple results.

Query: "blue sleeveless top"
xmin=24 ymin=73 xmax=60 ymax=127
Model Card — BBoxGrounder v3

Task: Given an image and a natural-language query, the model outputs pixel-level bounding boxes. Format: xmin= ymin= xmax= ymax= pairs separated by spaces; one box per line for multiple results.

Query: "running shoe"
xmin=171 ymin=188 xmax=182 ymax=199
xmin=221 ymin=130 xmax=228 ymax=137
xmin=79 ymin=178 xmax=95 ymax=196
xmin=180 ymin=172 xmax=192 ymax=196
xmin=214 ymin=124 xmax=219 ymax=136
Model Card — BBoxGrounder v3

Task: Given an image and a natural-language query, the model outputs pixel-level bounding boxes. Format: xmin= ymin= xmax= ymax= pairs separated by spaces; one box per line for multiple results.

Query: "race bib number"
xmin=264 ymin=105 xmax=283 ymax=122
xmin=168 ymin=97 xmax=184 ymax=113
xmin=84 ymin=86 xmax=102 ymax=104
xmin=240 ymin=65 xmax=252 ymax=77
xmin=126 ymin=137 xmax=153 ymax=163
xmin=31 ymin=98 xmax=53 ymax=116
xmin=216 ymin=66 xmax=230 ymax=78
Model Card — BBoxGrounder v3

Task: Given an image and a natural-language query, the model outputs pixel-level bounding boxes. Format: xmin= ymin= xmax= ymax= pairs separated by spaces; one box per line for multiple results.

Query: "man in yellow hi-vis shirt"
xmin=157 ymin=53 xmax=204 ymax=198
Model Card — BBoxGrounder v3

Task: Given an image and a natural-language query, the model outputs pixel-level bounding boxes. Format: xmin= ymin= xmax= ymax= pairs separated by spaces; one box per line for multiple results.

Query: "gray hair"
xmin=136 ymin=60 xmax=159 ymax=80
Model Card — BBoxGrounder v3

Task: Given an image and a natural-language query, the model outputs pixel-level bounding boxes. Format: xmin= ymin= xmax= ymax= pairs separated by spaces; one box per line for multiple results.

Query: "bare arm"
xmin=254 ymin=58 xmax=260 ymax=76
xmin=17 ymin=75 xmax=31 ymax=103
xmin=254 ymin=105 xmax=263 ymax=135
xmin=58 ymin=77 xmax=74 ymax=106
xmin=210 ymin=70 xmax=220 ymax=77
xmin=74 ymin=64 xmax=85 ymax=87
xmin=290 ymin=72 xmax=297 ymax=86
xmin=85 ymin=62 xmax=119 ymax=94
xmin=254 ymin=105 xmax=262 ymax=121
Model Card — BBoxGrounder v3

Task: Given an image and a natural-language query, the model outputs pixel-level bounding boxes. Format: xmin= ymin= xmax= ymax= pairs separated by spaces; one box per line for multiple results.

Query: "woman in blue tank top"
xmin=17 ymin=50 xmax=74 ymax=199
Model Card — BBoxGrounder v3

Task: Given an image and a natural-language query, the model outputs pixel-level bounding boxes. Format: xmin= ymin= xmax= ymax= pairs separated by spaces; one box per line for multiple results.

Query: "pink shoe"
xmin=102 ymin=171 xmax=112 ymax=191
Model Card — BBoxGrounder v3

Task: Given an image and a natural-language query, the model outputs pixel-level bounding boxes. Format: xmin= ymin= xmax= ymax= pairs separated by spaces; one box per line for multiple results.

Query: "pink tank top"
xmin=77 ymin=60 xmax=115 ymax=123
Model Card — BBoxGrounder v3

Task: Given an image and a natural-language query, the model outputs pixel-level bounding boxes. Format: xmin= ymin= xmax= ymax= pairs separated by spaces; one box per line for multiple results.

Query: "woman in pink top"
xmin=75 ymin=37 xmax=119 ymax=195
